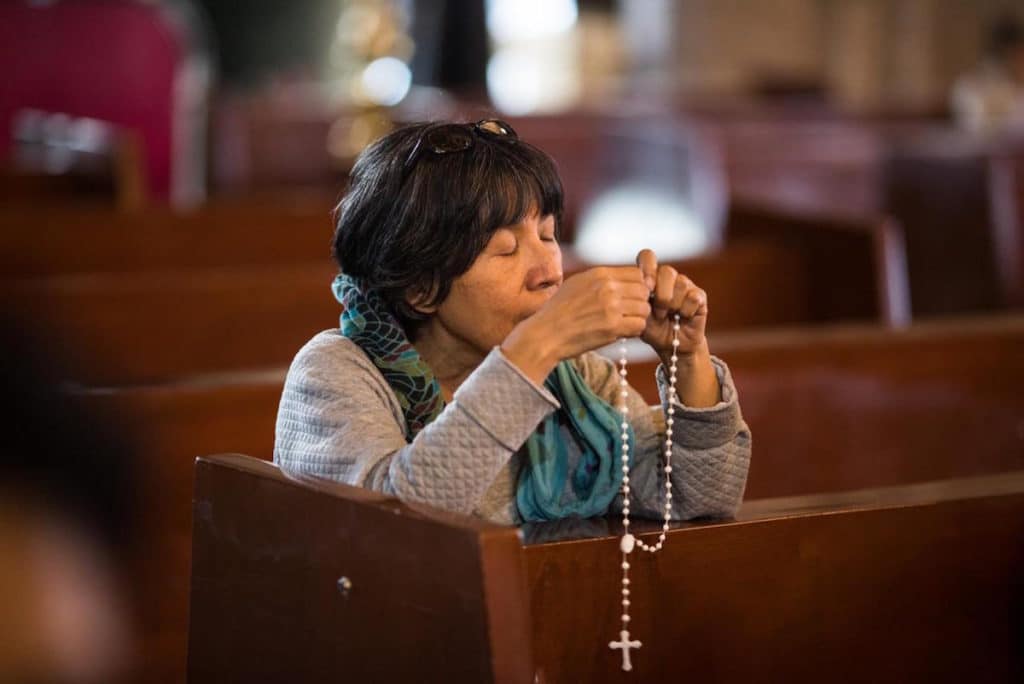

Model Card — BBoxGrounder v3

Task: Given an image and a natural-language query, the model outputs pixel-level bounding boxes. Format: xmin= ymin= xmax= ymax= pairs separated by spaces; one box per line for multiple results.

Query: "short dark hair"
xmin=331 ymin=120 xmax=564 ymax=338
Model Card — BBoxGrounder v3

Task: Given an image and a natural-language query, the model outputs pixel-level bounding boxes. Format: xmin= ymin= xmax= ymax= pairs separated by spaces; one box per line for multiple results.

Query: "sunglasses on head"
xmin=403 ymin=119 xmax=518 ymax=175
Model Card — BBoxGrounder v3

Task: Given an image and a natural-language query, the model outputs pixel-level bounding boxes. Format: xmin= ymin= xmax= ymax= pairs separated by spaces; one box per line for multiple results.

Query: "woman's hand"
xmin=501 ymin=266 xmax=651 ymax=384
xmin=635 ymin=249 xmax=708 ymax=360
xmin=635 ymin=249 xmax=721 ymax=408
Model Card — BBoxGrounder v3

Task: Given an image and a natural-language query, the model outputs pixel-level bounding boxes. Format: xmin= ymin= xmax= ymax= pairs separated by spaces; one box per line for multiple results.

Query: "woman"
xmin=274 ymin=119 xmax=751 ymax=525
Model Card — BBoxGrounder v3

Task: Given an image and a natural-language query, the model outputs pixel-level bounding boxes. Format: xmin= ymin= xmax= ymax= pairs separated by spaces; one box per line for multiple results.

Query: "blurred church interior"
xmin=1 ymin=1 xmax=1023 ymax=682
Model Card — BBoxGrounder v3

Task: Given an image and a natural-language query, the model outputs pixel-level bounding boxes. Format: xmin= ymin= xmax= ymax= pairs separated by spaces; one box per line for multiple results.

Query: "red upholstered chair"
xmin=0 ymin=0 xmax=210 ymax=205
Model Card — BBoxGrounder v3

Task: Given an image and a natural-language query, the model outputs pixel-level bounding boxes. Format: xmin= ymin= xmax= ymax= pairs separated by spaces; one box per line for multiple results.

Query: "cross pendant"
xmin=609 ymin=629 xmax=642 ymax=671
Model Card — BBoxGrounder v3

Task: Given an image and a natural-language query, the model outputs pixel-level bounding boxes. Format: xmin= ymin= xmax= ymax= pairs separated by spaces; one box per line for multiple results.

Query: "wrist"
xmin=659 ymin=339 xmax=710 ymax=368
xmin=500 ymin=320 xmax=561 ymax=386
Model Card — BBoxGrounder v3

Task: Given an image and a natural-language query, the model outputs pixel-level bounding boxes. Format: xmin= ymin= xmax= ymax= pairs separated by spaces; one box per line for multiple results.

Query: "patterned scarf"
xmin=332 ymin=274 xmax=633 ymax=522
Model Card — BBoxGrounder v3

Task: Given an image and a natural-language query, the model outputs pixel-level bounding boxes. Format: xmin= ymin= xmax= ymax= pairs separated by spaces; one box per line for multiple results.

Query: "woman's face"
xmin=419 ymin=211 xmax=562 ymax=355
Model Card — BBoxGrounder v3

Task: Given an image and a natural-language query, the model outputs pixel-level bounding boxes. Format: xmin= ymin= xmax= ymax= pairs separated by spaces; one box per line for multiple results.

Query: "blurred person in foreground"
xmin=0 ymin=321 xmax=137 ymax=683
xmin=952 ymin=14 xmax=1024 ymax=135
xmin=274 ymin=119 xmax=751 ymax=526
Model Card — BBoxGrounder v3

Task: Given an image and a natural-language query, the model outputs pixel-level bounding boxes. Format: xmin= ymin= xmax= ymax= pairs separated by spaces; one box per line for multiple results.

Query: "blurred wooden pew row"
xmin=710 ymin=117 xmax=1024 ymax=317
xmin=76 ymin=314 xmax=1024 ymax=683
xmin=0 ymin=195 xmax=336 ymax=276
xmin=0 ymin=196 xmax=902 ymax=322
xmin=1 ymin=262 xmax=339 ymax=386
xmin=4 ymin=237 xmax=895 ymax=387
xmin=188 ymin=454 xmax=1024 ymax=682
xmin=627 ymin=314 xmax=1024 ymax=498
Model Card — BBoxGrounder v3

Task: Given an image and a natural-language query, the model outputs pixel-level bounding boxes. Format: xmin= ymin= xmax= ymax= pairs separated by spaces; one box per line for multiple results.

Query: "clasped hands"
xmin=504 ymin=248 xmax=716 ymax=404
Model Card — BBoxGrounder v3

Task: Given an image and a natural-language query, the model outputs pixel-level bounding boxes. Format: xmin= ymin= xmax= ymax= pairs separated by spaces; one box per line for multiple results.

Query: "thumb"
xmin=635 ymin=249 xmax=657 ymax=292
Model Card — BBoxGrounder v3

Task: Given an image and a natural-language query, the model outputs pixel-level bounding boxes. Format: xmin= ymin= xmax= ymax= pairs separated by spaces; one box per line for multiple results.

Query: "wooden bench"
xmin=626 ymin=314 xmax=1024 ymax=498
xmin=78 ymin=315 xmax=1024 ymax=682
xmin=188 ymin=454 xmax=1024 ymax=683
xmin=724 ymin=201 xmax=910 ymax=325
xmin=0 ymin=196 xmax=336 ymax=277
xmin=4 ymin=243 xmax=830 ymax=386
xmin=0 ymin=263 xmax=339 ymax=386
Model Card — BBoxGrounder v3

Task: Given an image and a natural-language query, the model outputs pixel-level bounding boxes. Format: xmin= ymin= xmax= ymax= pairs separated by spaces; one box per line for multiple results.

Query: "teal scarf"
xmin=332 ymin=274 xmax=633 ymax=522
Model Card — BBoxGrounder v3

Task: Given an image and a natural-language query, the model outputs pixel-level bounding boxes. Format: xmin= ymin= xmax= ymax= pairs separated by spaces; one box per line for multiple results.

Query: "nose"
xmin=524 ymin=239 xmax=562 ymax=292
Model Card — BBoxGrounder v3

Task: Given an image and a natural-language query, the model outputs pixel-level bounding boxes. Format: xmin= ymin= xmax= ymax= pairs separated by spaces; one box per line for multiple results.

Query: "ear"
xmin=405 ymin=285 xmax=440 ymax=315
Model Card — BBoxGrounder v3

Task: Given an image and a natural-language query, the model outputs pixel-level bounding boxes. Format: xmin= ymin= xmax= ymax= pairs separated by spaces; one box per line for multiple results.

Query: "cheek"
xmin=458 ymin=277 xmax=517 ymax=320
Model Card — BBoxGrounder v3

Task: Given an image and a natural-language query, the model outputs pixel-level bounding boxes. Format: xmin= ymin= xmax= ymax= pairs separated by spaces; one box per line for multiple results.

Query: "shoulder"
xmin=284 ymin=330 xmax=397 ymax=408
xmin=288 ymin=329 xmax=377 ymax=376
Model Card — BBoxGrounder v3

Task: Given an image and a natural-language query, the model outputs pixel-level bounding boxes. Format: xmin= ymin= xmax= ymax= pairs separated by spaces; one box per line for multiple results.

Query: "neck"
xmin=413 ymin=319 xmax=487 ymax=402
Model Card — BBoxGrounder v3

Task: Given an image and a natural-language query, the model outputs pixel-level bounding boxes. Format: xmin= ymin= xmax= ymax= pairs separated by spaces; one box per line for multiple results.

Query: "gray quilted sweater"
xmin=274 ymin=330 xmax=752 ymax=526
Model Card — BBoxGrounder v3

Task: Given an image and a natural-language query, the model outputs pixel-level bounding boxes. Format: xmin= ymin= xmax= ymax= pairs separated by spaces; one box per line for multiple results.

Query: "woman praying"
xmin=273 ymin=119 xmax=751 ymax=525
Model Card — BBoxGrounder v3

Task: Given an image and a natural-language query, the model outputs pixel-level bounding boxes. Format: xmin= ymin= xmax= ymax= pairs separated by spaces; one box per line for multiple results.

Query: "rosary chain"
xmin=609 ymin=313 xmax=681 ymax=672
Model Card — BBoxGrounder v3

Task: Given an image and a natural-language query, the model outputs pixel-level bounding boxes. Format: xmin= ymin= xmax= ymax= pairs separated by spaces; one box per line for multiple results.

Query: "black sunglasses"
xmin=403 ymin=119 xmax=518 ymax=175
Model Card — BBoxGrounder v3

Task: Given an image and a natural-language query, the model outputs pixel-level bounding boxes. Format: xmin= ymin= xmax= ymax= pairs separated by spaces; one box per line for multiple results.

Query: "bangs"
xmin=470 ymin=140 xmax=565 ymax=238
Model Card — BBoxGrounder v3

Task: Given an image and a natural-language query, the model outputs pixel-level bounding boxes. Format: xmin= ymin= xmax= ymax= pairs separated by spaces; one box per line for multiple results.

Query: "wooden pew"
xmin=5 ymin=244 xmax=822 ymax=386
xmin=83 ymin=315 xmax=1023 ymax=682
xmin=189 ymin=454 xmax=1024 ymax=683
xmin=0 ymin=263 xmax=339 ymax=386
xmin=2 ymin=119 xmax=147 ymax=211
xmin=0 ymin=196 xmax=336 ymax=277
xmin=989 ymin=148 xmax=1024 ymax=307
xmin=626 ymin=314 xmax=1024 ymax=498
xmin=882 ymin=142 xmax=1007 ymax=316
xmin=710 ymin=115 xmax=886 ymax=217
xmin=724 ymin=200 xmax=910 ymax=325
xmin=80 ymin=374 xmax=284 ymax=684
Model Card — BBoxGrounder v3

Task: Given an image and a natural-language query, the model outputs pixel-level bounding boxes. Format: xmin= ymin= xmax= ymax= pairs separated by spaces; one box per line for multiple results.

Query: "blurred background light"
xmin=361 ymin=56 xmax=412 ymax=106
xmin=485 ymin=0 xmax=578 ymax=43
xmin=484 ymin=0 xmax=581 ymax=114
xmin=574 ymin=184 xmax=708 ymax=264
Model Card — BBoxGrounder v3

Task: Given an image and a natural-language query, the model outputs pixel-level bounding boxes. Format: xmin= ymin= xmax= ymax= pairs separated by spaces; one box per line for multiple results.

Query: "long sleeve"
xmin=574 ymin=352 xmax=752 ymax=521
xmin=274 ymin=331 xmax=559 ymax=518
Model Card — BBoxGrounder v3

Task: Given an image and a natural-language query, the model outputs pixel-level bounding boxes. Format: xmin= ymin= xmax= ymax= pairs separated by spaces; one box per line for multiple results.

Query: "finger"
xmin=618 ymin=281 xmax=653 ymax=303
xmin=635 ymin=249 xmax=658 ymax=291
xmin=652 ymin=265 xmax=678 ymax=320
xmin=679 ymin=286 xmax=707 ymax=319
xmin=604 ymin=265 xmax=647 ymax=286
xmin=620 ymin=314 xmax=649 ymax=338
xmin=618 ymin=297 xmax=652 ymax=319
xmin=668 ymin=274 xmax=694 ymax=310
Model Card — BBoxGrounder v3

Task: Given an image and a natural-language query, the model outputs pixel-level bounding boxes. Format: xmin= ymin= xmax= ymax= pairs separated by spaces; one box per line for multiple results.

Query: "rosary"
xmin=608 ymin=313 xmax=681 ymax=672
